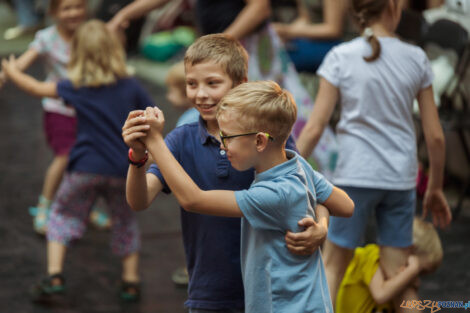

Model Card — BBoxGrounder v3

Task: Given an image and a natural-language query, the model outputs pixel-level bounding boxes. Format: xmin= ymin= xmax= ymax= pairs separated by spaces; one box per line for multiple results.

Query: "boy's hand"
xmin=285 ymin=217 xmax=327 ymax=255
xmin=141 ymin=106 xmax=165 ymax=145
xmin=422 ymin=188 xmax=451 ymax=229
xmin=122 ymin=110 xmax=149 ymax=156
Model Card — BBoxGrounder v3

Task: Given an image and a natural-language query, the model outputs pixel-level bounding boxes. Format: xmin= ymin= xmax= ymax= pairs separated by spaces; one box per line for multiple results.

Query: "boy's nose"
xmin=196 ymin=86 xmax=208 ymax=99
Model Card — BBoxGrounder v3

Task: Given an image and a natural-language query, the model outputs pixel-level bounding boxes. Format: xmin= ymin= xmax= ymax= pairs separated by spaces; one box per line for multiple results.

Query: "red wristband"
xmin=128 ymin=148 xmax=148 ymax=168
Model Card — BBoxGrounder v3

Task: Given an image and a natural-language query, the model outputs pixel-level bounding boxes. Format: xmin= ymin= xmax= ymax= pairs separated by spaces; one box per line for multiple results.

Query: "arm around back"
xmin=323 ymin=186 xmax=354 ymax=217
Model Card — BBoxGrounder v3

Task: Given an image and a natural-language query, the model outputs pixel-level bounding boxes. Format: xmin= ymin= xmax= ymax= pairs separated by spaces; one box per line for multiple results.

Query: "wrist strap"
xmin=128 ymin=148 xmax=148 ymax=168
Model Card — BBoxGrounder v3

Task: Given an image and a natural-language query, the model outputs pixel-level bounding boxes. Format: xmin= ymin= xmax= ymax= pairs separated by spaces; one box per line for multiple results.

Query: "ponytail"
xmin=352 ymin=0 xmax=388 ymax=62
xmin=363 ymin=27 xmax=381 ymax=62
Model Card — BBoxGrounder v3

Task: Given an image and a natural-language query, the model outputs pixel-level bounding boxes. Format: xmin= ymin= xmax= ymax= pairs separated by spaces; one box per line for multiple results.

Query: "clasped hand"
xmin=122 ymin=106 xmax=165 ymax=155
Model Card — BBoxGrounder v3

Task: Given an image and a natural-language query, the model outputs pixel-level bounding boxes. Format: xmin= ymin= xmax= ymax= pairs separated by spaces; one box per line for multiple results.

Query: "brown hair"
xmin=49 ymin=0 xmax=86 ymax=15
xmin=184 ymin=34 xmax=248 ymax=85
xmin=68 ymin=20 xmax=129 ymax=87
xmin=351 ymin=0 xmax=388 ymax=62
xmin=217 ymin=81 xmax=297 ymax=144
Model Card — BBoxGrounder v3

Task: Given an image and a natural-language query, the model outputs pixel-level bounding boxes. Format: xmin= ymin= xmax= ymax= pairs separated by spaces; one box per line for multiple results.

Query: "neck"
xmin=368 ymin=23 xmax=395 ymax=37
xmin=254 ymin=147 xmax=288 ymax=174
xmin=56 ymin=24 xmax=74 ymax=42
xmin=205 ymin=119 xmax=219 ymax=137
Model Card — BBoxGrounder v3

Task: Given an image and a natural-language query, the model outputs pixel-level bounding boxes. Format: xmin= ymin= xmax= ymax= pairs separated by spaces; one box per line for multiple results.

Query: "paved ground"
xmin=1 ymin=3 xmax=470 ymax=313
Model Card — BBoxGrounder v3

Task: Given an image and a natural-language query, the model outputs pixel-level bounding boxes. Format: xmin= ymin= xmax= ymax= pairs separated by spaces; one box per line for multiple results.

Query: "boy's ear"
xmin=255 ymin=133 xmax=269 ymax=152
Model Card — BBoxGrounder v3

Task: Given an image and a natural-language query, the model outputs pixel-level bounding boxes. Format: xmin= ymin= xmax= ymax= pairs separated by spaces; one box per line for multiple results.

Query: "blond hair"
xmin=68 ymin=20 xmax=129 ymax=88
xmin=166 ymin=61 xmax=186 ymax=96
xmin=184 ymin=34 xmax=248 ymax=85
xmin=217 ymin=81 xmax=297 ymax=143
xmin=413 ymin=218 xmax=443 ymax=271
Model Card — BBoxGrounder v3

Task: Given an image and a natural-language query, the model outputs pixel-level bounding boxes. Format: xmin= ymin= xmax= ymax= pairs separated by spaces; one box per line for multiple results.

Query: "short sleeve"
xmin=317 ymin=48 xmax=341 ymax=87
xmin=147 ymin=127 xmax=183 ymax=194
xmin=235 ymin=182 xmax=286 ymax=231
xmin=420 ymin=52 xmax=434 ymax=90
xmin=312 ymin=170 xmax=333 ymax=203
xmin=29 ymin=28 xmax=48 ymax=54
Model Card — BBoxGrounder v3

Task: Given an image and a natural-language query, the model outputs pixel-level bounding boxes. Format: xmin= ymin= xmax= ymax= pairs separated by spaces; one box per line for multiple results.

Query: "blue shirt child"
xmin=148 ymin=117 xmax=297 ymax=310
xmin=57 ymin=78 xmax=154 ymax=177
xmin=235 ymin=149 xmax=334 ymax=313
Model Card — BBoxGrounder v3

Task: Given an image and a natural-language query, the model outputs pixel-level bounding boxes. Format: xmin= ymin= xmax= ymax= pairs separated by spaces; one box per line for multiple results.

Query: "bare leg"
xmin=41 ymin=155 xmax=69 ymax=201
xmin=122 ymin=252 xmax=140 ymax=283
xmin=380 ymin=246 xmax=419 ymax=313
xmin=323 ymin=240 xmax=354 ymax=309
xmin=47 ymin=241 xmax=66 ymax=277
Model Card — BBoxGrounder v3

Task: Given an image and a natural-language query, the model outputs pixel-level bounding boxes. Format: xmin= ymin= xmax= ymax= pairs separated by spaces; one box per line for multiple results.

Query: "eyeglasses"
xmin=219 ymin=131 xmax=275 ymax=148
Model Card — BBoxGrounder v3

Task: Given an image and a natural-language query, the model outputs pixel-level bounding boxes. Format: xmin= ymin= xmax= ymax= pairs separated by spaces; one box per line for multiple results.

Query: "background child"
xmin=166 ymin=61 xmax=199 ymax=128
xmin=2 ymin=20 xmax=153 ymax=302
xmin=336 ymin=217 xmax=443 ymax=313
xmin=122 ymin=34 xmax=329 ymax=312
xmin=134 ymin=81 xmax=354 ymax=313
xmin=295 ymin=0 xmax=451 ymax=310
xmin=0 ymin=0 xmax=111 ymax=234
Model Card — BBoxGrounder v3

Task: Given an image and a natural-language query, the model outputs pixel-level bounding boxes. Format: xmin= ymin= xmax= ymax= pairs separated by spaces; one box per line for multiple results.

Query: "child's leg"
xmin=41 ymin=155 xmax=69 ymax=201
xmin=376 ymin=189 xmax=416 ymax=312
xmin=323 ymin=240 xmax=354 ymax=308
xmin=46 ymin=172 xmax=100 ymax=269
xmin=47 ymin=241 xmax=67 ymax=276
xmin=104 ymin=177 xmax=141 ymax=281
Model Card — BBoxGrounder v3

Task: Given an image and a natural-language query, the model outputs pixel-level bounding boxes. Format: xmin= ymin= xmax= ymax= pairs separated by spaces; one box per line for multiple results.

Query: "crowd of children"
xmin=1 ymin=0 xmax=454 ymax=311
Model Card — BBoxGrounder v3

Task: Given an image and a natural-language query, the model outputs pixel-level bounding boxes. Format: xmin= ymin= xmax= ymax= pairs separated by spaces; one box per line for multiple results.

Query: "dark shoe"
xmin=119 ymin=281 xmax=140 ymax=302
xmin=30 ymin=273 xmax=66 ymax=302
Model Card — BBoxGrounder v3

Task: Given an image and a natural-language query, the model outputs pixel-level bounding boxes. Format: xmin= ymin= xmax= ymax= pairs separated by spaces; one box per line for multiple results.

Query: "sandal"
xmin=119 ymin=281 xmax=141 ymax=302
xmin=30 ymin=273 xmax=66 ymax=302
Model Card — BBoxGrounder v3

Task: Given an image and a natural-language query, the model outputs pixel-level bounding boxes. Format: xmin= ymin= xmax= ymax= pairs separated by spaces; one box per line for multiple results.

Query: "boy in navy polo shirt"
xmin=138 ymin=81 xmax=355 ymax=313
xmin=123 ymin=34 xmax=335 ymax=312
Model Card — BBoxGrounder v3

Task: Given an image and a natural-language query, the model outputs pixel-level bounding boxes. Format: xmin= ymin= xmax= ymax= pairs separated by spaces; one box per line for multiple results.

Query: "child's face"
xmin=166 ymin=84 xmax=190 ymax=110
xmin=185 ymin=61 xmax=234 ymax=123
xmin=54 ymin=0 xmax=86 ymax=33
xmin=218 ymin=113 xmax=257 ymax=171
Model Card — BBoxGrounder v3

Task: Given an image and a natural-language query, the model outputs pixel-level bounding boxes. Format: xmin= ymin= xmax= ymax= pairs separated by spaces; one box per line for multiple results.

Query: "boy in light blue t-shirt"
xmin=140 ymin=80 xmax=354 ymax=313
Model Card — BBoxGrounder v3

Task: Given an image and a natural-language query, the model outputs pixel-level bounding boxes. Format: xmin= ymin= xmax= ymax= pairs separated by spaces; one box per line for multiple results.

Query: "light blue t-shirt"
xmin=234 ymin=150 xmax=334 ymax=313
xmin=176 ymin=107 xmax=199 ymax=127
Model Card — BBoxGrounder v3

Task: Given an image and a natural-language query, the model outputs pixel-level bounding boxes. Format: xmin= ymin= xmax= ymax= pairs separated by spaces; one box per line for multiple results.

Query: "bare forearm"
xmin=296 ymin=123 xmax=323 ymax=158
xmin=224 ymin=0 xmax=271 ymax=39
xmin=373 ymin=267 xmax=419 ymax=305
xmin=291 ymin=23 xmax=343 ymax=40
xmin=114 ymin=0 xmax=170 ymax=24
xmin=146 ymin=135 xmax=203 ymax=209
xmin=8 ymin=69 xmax=57 ymax=98
xmin=425 ymin=133 xmax=445 ymax=190
xmin=126 ymin=165 xmax=151 ymax=211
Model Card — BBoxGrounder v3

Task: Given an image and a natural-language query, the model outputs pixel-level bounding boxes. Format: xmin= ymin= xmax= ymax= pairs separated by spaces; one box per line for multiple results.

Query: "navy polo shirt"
xmin=57 ymin=78 xmax=153 ymax=177
xmin=148 ymin=117 xmax=297 ymax=310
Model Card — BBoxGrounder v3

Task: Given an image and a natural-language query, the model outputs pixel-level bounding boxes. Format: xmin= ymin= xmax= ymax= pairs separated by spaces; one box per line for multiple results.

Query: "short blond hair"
xmin=166 ymin=61 xmax=186 ymax=95
xmin=184 ymin=34 xmax=248 ymax=85
xmin=413 ymin=218 xmax=443 ymax=271
xmin=217 ymin=81 xmax=297 ymax=143
xmin=68 ymin=20 xmax=129 ymax=88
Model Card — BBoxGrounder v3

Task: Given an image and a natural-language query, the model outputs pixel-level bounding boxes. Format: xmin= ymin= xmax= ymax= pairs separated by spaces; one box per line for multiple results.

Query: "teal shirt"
xmin=235 ymin=150 xmax=334 ymax=313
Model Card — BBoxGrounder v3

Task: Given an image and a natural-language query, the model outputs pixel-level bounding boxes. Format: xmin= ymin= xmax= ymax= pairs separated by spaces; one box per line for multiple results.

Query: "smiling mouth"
xmin=197 ymin=104 xmax=216 ymax=111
